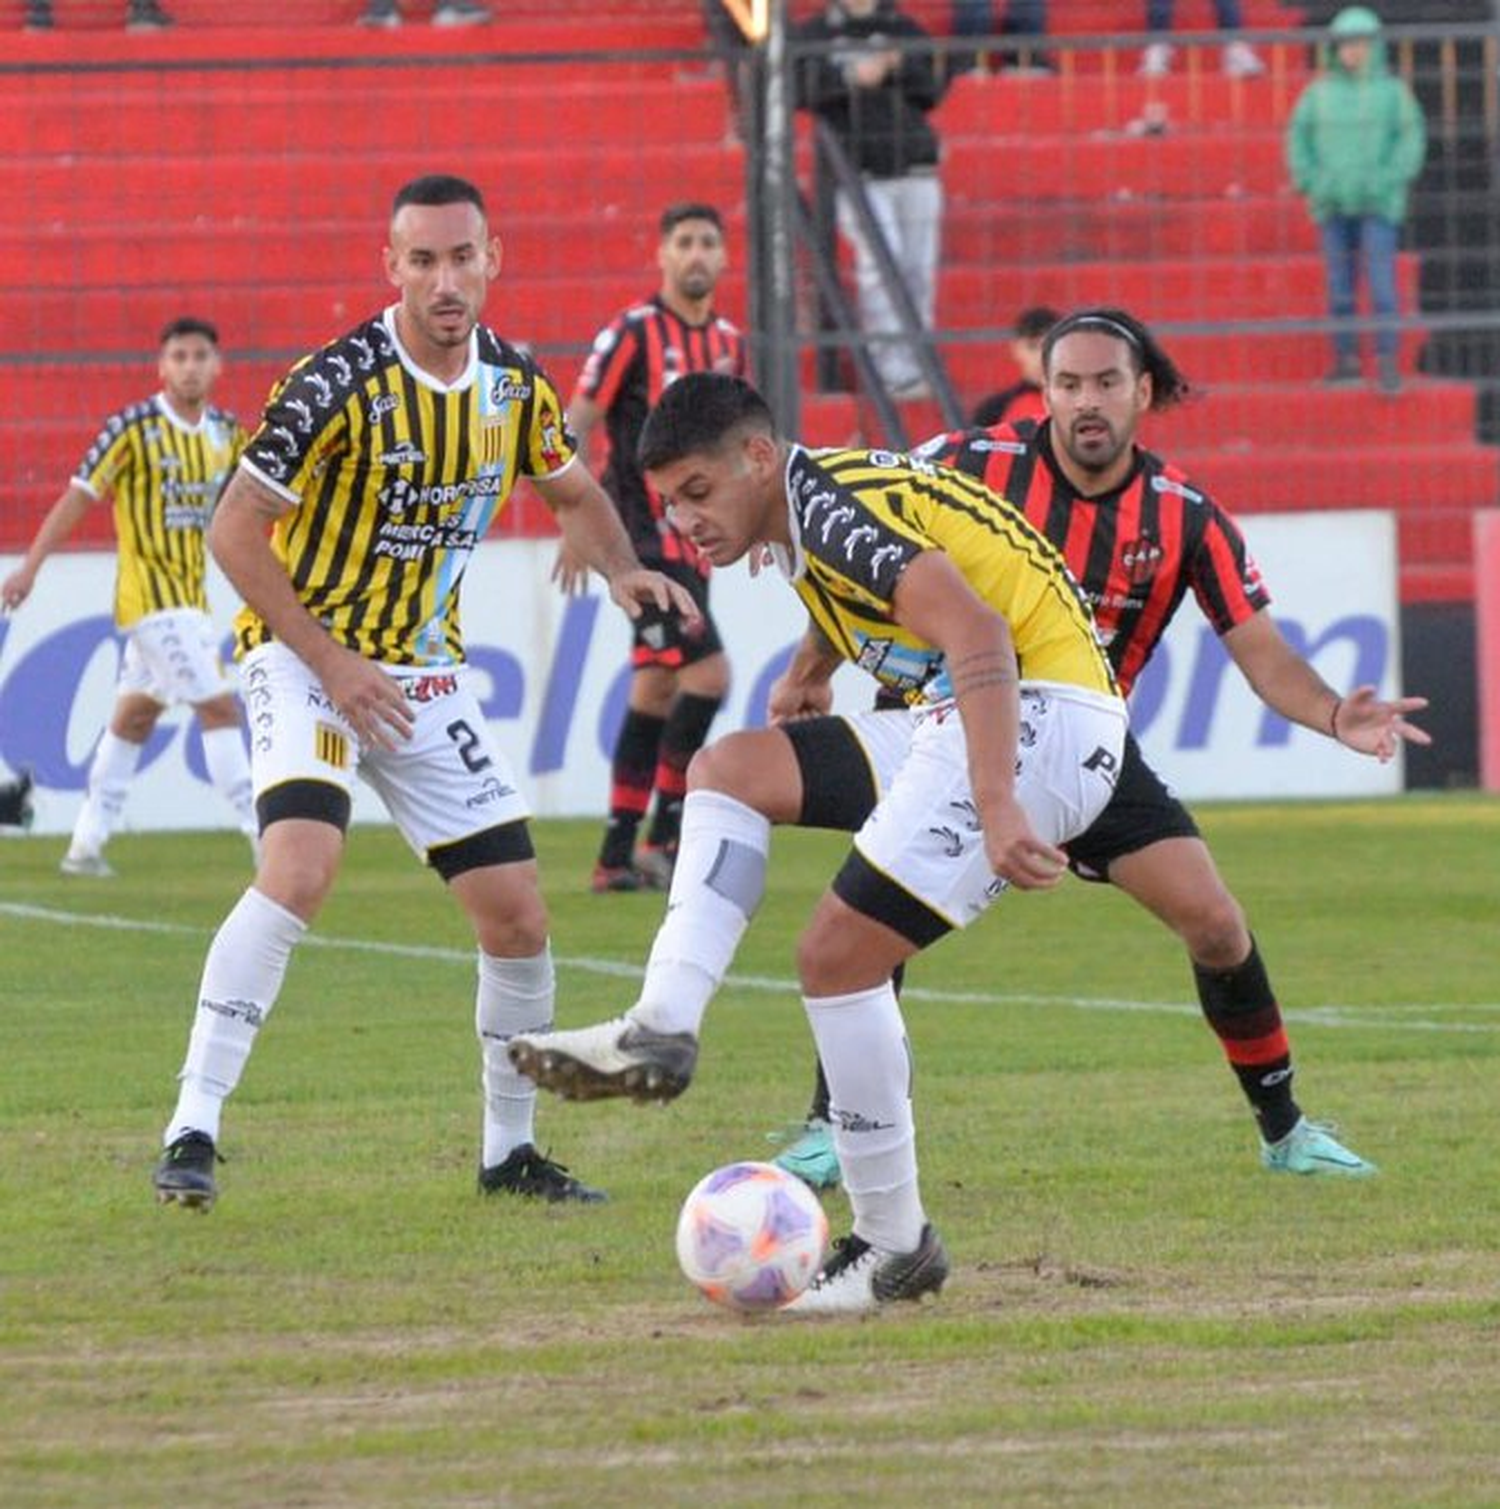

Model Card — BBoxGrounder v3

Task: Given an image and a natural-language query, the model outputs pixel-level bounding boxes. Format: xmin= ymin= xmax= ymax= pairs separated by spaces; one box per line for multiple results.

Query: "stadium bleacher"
xmin=2 ymin=0 xmax=1495 ymax=604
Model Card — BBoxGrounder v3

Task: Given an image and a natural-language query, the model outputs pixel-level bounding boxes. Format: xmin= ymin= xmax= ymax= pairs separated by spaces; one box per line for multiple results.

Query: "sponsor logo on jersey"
xmin=378 ymin=441 xmax=427 ymax=467
xmin=1151 ymin=473 xmax=1205 ymax=504
xmin=368 ymin=393 xmax=400 ymax=425
xmin=398 ymin=672 xmax=459 ymax=704
xmin=465 ymin=774 xmax=517 ymax=809
xmin=377 ymin=472 xmax=503 ymax=517
xmin=489 ymin=375 xmax=532 ymax=404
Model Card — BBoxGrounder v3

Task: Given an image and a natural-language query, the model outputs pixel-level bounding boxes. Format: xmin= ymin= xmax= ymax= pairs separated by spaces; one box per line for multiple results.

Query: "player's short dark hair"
xmin=638 ymin=373 xmax=773 ymax=472
xmin=159 ymin=316 xmax=219 ymax=347
xmin=659 ymin=202 xmax=724 ymax=237
xmin=391 ymin=174 xmax=486 ymax=218
xmin=1014 ymin=305 xmax=1061 ymax=340
xmin=1042 ymin=306 xmax=1192 ymax=412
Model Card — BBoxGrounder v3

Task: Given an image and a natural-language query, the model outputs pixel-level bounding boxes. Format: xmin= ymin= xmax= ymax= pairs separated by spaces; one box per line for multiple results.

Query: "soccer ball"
xmin=675 ymin=1160 xmax=829 ymax=1312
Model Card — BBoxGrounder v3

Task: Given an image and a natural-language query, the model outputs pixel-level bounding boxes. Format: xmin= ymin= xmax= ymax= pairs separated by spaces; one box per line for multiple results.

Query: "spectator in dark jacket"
xmin=795 ymin=0 xmax=946 ymax=397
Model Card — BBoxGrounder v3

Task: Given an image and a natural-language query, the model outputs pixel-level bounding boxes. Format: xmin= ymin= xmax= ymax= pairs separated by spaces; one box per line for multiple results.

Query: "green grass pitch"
xmin=2 ymin=795 xmax=1498 ymax=1507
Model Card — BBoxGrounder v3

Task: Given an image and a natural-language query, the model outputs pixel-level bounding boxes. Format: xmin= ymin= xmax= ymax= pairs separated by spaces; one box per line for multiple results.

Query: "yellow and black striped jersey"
xmin=235 ymin=306 xmax=575 ymax=668
xmin=73 ymin=395 xmax=246 ymax=629
xmin=774 ymin=446 xmax=1118 ymax=703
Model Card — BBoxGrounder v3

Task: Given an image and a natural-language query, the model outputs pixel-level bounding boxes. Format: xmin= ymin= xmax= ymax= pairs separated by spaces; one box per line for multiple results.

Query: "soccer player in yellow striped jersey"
xmin=1 ymin=316 xmax=257 ymax=877
xmin=151 ymin=174 xmax=699 ymax=1214
xmin=507 ymin=373 xmax=1128 ymax=1314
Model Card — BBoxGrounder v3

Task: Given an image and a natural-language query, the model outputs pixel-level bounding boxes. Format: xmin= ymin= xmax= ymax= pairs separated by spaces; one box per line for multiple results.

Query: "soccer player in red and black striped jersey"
xmin=773 ymin=307 xmax=1429 ymax=1187
xmin=558 ymin=203 xmax=749 ymax=893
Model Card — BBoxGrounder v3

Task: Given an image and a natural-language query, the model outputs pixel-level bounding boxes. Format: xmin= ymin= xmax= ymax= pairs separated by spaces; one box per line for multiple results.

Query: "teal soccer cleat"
xmin=1261 ymin=1117 xmax=1378 ymax=1178
xmin=771 ymin=1118 xmax=843 ymax=1191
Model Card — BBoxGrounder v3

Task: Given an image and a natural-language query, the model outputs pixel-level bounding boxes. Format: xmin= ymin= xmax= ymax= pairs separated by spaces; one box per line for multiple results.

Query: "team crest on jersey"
xmin=1121 ymin=537 xmax=1163 ymax=586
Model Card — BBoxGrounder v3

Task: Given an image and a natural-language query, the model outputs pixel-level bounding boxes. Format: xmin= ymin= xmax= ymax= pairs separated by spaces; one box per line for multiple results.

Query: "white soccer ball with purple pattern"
xmin=675 ymin=1160 xmax=829 ymax=1312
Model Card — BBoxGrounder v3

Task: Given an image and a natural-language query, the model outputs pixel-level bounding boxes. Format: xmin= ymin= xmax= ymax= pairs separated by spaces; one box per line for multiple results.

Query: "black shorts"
xmin=1063 ymin=730 xmax=1199 ymax=882
xmin=629 ymin=559 xmax=723 ymax=670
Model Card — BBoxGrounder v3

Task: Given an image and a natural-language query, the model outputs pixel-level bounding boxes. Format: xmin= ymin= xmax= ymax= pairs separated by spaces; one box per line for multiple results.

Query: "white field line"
xmin=2 ymin=900 xmax=1497 ymax=1035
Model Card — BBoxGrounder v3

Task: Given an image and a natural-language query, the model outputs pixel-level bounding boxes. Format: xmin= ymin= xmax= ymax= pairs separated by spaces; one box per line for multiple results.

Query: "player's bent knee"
xmin=194 ymin=694 xmax=243 ymax=730
xmin=1179 ymin=894 xmax=1251 ymax=966
xmin=686 ymin=731 xmax=768 ymax=798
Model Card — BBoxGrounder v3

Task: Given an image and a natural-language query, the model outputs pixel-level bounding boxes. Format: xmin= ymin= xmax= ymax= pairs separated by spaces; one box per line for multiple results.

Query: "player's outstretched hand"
xmin=1 ymin=567 xmax=35 ymax=613
xmin=1333 ymin=685 xmax=1432 ymax=764
xmin=550 ymin=542 xmax=591 ymax=597
xmin=609 ymin=568 xmax=702 ymax=630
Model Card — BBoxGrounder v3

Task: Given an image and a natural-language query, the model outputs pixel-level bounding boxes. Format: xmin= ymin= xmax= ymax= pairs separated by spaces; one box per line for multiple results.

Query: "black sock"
xmin=647 ymin=693 xmax=722 ymax=851
xmin=599 ymin=710 xmax=664 ymax=867
xmin=1193 ymin=937 xmax=1301 ymax=1143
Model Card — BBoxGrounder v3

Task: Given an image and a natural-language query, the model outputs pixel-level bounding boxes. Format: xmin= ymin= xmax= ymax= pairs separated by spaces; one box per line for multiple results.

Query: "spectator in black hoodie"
xmin=795 ymin=0 xmax=946 ymax=397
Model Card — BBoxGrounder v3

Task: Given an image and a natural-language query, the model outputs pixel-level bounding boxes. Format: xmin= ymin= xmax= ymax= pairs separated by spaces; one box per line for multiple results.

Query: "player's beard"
xmin=1062 ymin=417 xmax=1126 ymax=475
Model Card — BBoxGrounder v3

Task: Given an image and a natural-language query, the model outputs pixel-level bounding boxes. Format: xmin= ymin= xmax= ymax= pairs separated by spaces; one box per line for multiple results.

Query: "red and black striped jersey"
xmin=921 ymin=418 xmax=1270 ymax=696
xmin=575 ymin=294 xmax=747 ymax=569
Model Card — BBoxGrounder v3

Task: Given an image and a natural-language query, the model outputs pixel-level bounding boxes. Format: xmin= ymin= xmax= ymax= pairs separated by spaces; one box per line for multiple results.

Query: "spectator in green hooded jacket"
xmin=1285 ymin=5 xmax=1426 ymax=393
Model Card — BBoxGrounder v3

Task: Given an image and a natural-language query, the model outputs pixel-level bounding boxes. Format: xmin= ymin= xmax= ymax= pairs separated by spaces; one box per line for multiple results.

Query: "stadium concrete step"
xmin=944 ymin=128 xmax=1293 ymax=201
xmin=941 ymin=194 xmax=1314 ymax=265
xmin=5 ymin=72 xmax=731 ymax=157
xmin=1 ymin=213 xmax=752 ymax=288
xmin=936 ymin=254 xmax=1422 ymax=328
xmin=0 ymin=147 xmax=744 ymax=223
xmin=0 ymin=4 xmax=703 ymax=46
xmin=0 ymin=273 xmax=752 ymax=355
xmin=940 ymin=329 xmax=1430 ymax=391
xmin=936 ymin=66 xmax=1311 ymax=137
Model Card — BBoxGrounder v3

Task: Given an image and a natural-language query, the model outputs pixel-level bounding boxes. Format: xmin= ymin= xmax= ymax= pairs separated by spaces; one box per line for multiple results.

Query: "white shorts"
xmin=847 ymin=684 xmax=1127 ymax=930
xmin=239 ymin=641 xmax=531 ymax=857
xmin=118 ymin=608 xmax=234 ymax=707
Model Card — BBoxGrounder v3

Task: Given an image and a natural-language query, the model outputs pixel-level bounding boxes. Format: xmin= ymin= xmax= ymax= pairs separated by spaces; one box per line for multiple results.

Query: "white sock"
xmin=201 ymin=725 xmax=257 ymax=839
xmin=629 ymin=789 xmax=770 ymax=1038
xmin=70 ymin=731 xmax=143 ymax=856
xmin=164 ymin=888 xmax=305 ymax=1145
xmin=804 ymin=982 xmax=924 ymax=1253
xmin=477 ymin=946 xmax=555 ymax=1167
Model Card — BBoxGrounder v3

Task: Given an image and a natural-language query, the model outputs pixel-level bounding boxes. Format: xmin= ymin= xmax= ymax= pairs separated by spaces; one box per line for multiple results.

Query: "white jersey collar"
xmin=382 ymin=304 xmax=478 ymax=394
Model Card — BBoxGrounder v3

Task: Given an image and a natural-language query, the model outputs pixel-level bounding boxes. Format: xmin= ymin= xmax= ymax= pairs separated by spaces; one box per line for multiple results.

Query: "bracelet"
xmin=1328 ymin=696 xmax=1344 ymax=741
